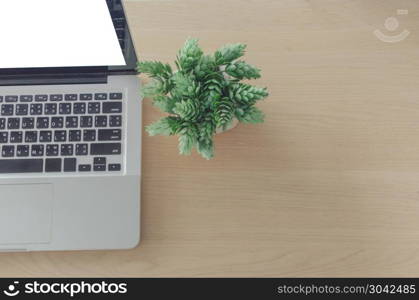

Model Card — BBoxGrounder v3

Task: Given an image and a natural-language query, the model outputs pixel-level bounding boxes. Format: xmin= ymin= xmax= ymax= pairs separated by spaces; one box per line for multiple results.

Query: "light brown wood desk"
xmin=1 ymin=0 xmax=419 ymax=277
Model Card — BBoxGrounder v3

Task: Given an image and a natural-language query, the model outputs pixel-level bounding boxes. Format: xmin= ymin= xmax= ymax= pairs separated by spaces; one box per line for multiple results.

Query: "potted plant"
xmin=137 ymin=38 xmax=269 ymax=159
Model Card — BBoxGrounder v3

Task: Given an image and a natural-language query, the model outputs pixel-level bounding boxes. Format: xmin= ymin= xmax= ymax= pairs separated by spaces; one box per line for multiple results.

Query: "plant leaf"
xmin=238 ymin=107 xmax=265 ymax=124
xmin=214 ymin=97 xmax=234 ymax=129
xmin=225 ymin=61 xmax=261 ymax=79
xmin=177 ymin=38 xmax=203 ymax=71
xmin=142 ymin=80 xmax=163 ymax=98
xmin=172 ymin=72 xmax=199 ymax=98
xmin=178 ymin=124 xmax=198 ymax=155
xmin=137 ymin=61 xmax=172 ymax=79
xmin=231 ymin=83 xmax=269 ymax=105
xmin=146 ymin=117 xmax=179 ymax=136
xmin=214 ymin=43 xmax=246 ymax=65
xmin=197 ymin=139 xmax=214 ymax=160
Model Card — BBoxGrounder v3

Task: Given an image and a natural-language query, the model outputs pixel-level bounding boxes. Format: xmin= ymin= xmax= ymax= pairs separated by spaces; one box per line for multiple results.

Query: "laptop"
xmin=0 ymin=0 xmax=141 ymax=251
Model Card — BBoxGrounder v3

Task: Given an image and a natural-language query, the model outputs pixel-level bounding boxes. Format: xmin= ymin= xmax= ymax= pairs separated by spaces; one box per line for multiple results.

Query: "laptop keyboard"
xmin=0 ymin=92 xmax=123 ymax=174
xmin=0 ymin=0 xmax=130 ymax=175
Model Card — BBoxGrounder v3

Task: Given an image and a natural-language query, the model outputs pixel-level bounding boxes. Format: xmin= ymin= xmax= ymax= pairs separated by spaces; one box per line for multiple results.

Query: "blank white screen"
xmin=0 ymin=0 xmax=126 ymax=68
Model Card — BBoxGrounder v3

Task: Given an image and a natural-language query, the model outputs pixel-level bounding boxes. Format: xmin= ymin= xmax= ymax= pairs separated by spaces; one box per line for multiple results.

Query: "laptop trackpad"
xmin=0 ymin=184 xmax=53 ymax=245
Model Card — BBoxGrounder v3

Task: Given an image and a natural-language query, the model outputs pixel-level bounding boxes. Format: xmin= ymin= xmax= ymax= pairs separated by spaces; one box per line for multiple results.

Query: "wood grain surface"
xmin=2 ymin=0 xmax=419 ymax=277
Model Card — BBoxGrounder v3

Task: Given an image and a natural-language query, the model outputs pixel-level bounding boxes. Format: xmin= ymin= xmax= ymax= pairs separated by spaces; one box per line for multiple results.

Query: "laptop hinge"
xmin=0 ymin=72 xmax=108 ymax=87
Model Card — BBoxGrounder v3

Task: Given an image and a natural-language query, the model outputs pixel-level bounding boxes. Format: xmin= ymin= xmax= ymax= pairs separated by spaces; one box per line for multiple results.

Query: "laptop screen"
xmin=0 ymin=0 xmax=131 ymax=70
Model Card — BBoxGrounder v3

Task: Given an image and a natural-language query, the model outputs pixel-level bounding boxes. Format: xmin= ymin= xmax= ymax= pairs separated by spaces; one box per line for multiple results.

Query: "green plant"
xmin=137 ymin=38 xmax=269 ymax=159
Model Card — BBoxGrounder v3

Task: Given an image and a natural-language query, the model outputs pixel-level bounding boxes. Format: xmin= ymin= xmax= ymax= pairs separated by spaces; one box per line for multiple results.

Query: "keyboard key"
xmin=16 ymin=104 xmax=28 ymax=115
xmin=108 ymin=164 xmax=121 ymax=171
xmin=95 ymin=116 xmax=107 ymax=127
xmin=60 ymin=144 xmax=74 ymax=156
xmin=83 ymin=130 xmax=96 ymax=141
xmin=80 ymin=93 xmax=93 ymax=101
xmin=73 ymin=103 xmax=86 ymax=114
xmin=66 ymin=116 xmax=78 ymax=128
xmin=51 ymin=117 xmax=64 ymax=128
xmin=2 ymin=145 xmax=14 ymax=157
xmin=94 ymin=157 xmax=106 ymax=165
xmin=95 ymin=93 xmax=107 ymax=100
xmin=110 ymin=93 xmax=123 ymax=100
xmin=64 ymin=158 xmax=77 ymax=172
xmin=39 ymin=131 xmax=52 ymax=143
xmin=0 ymin=159 xmax=43 ymax=173
xmin=10 ymin=131 xmax=22 ymax=143
xmin=88 ymin=102 xmax=100 ymax=114
xmin=116 ymin=28 xmax=125 ymax=39
xmin=25 ymin=131 xmax=37 ymax=143
xmin=0 ymin=132 xmax=8 ymax=143
xmin=79 ymin=164 xmax=92 ymax=172
xmin=80 ymin=116 xmax=93 ymax=128
xmin=69 ymin=130 xmax=81 ymax=142
xmin=91 ymin=143 xmax=121 ymax=155
xmin=1 ymin=104 xmax=14 ymax=116
xmin=45 ymin=158 xmax=62 ymax=172
xmin=20 ymin=95 xmax=33 ymax=102
xmin=54 ymin=130 xmax=66 ymax=142
xmin=76 ymin=144 xmax=88 ymax=156
xmin=31 ymin=145 xmax=44 ymax=156
xmin=98 ymin=129 xmax=121 ymax=141
xmin=50 ymin=94 xmax=63 ymax=102
xmin=113 ymin=18 xmax=125 ymax=28
xmin=16 ymin=145 xmax=29 ymax=157
xmin=0 ymin=96 xmax=3 ymax=103
xmin=8 ymin=118 xmax=20 ymax=129
xmin=0 ymin=118 xmax=5 ymax=129
xmin=94 ymin=165 xmax=106 ymax=171
xmin=46 ymin=144 xmax=59 ymax=156
xmin=103 ymin=102 xmax=122 ymax=113
xmin=59 ymin=103 xmax=72 ymax=114
xmin=30 ymin=103 xmax=43 ymax=115
xmin=36 ymin=117 xmax=49 ymax=129
xmin=35 ymin=95 xmax=48 ymax=102
xmin=22 ymin=117 xmax=35 ymax=129
xmin=65 ymin=94 xmax=78 ymax=101
xmin=44 ymin=103 xmax=57 ymax=115
xmin=5 ymin=96 xmax=18 ymax=103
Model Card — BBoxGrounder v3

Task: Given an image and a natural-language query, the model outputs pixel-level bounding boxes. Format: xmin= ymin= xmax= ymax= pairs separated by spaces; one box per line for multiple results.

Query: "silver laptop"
xmin=0 ymin=0 xmax=141 ymax=251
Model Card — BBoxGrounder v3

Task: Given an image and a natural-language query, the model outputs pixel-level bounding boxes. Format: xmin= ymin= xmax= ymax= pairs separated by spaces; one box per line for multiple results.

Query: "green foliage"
xmin=197 ymin=139 xmax=214 ymax=160
xmin=214 ymin=43 xmax=247 ymax=65
xmin=138 ymin=38 xmax=269 ymax=159
xmin=146 ymin=117 xmax=176 ymax=136
xmin=215 ymin=97 xmax=234 ymax=129
xmin=178 ymin=123 xmax=198 ymax=155
xmin=202 ymin=73 xmax=224 ymax=106
xmin=151 ymin=95 xmax=175 ymax=114
xmin=142 ymin=80 xmax=162 ymax=98
xmin=176 ymin=38 xmax=203 ymax=72
xmin=226 ymin=61 xmax=261 ymax=79
xmin=195 ymin=55 xmax=217 ymax=79
xmin=173 ymin=99 xmax=201 ymax=121
xmin=171 ymin=72 xmax=200 ymax=98
xmin=236 ymin=107 xmax=265 ymax=124
xmin=231 ymin=83 xmax=269 ymax=105
xmin=137 ymin=61 xmax=172 ymax=80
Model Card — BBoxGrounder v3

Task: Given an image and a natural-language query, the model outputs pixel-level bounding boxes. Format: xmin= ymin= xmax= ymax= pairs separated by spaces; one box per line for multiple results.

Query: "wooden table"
xmin=2 ymin=0 xmax=419 ymax=277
